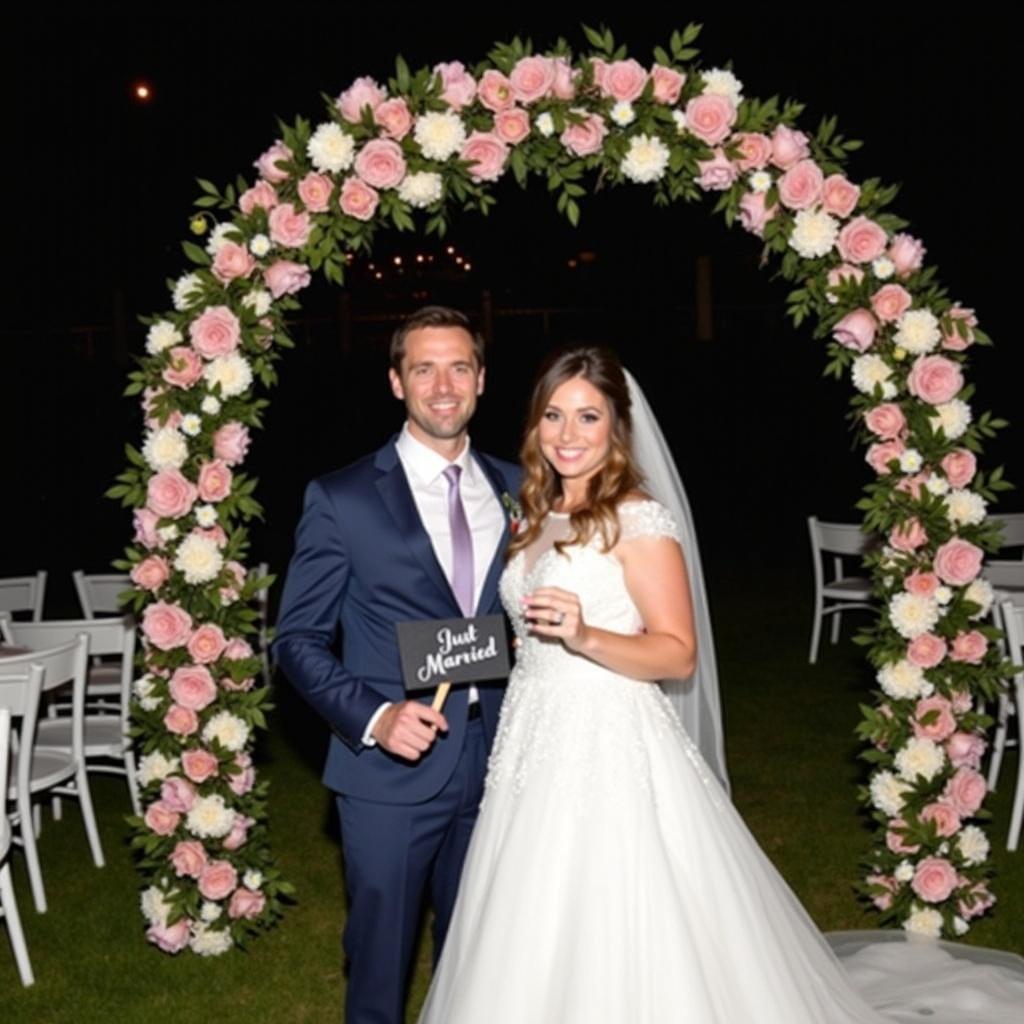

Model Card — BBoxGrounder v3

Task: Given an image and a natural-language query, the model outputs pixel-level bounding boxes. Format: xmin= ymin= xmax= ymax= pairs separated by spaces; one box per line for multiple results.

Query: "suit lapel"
xmin=473 ymin=450 xmax=513 ymax=615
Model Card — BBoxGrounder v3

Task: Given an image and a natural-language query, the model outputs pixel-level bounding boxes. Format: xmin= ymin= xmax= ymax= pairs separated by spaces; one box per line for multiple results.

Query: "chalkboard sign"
xmin=396 ymin=615 xmax=510 ymax=693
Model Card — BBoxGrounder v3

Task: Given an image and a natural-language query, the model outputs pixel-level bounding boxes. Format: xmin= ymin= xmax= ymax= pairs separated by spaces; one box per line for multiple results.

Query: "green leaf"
xmin=196 ymin=178 xmax=220 ymax=196
xmin=182 ymin=240 xmax=211 ymax=267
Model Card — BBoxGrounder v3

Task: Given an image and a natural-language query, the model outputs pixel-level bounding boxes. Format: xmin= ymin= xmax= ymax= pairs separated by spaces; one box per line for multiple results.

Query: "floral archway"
xmin=110 ymin=25 xmax=1011 ymax=955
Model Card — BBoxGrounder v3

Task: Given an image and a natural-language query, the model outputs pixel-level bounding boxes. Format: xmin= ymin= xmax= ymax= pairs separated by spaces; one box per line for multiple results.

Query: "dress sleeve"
xmin=617 ymin=500 xmax=681 ymax=544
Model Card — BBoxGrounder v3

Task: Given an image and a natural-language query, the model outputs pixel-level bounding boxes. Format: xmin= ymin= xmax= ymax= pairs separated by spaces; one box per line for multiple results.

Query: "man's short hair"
xmin=389 ymin=305 xmax=486 ymax=371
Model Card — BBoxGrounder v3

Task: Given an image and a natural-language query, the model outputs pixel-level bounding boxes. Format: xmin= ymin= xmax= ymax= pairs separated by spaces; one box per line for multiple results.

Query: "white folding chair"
xmin=984 ymin=564 xmax=1024 ymax=793
xmin=0 ymin=636 xmax=103 ymax=913
xmin=72 ymin=571 xmax=133 ymax=700
xmin=1 ymin=617 xmax=139 ymax=816
xmin=807 ymin=517 xmax=873 ymax=664
xmin=0 ymin=573 xmax=46 ymax=623
xmin=994 ymin=512 xmax=1024 ymax=554
xmin=0 ymin=707 xmax=34 ymax=985
xmin=998 ymin=599 xmax=1024 ymax=851
xmin=256 ymin=561 xmax=272 ymax=687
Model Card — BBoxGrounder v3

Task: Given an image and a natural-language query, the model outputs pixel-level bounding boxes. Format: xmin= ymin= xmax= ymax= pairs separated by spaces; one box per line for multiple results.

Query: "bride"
xmin=418 ymin=347 xmax=1024 ymax=1023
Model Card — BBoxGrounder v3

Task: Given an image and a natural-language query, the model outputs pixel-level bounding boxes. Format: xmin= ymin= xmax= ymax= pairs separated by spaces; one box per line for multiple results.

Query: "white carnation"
xmin=174 ymin=533 xmax=224 ymax=585
xmin=872 ymin=257 xmax=895 ymax=280
xmin=610 ymin=101 xmax=635 ymax=126
xmin=895 ymin=737 xmax=946 ymax=783
xmin=894 ymin=860 xmax=915 ymax=884
xmin=204 ymin=353 xmax=253 ymax=399
xmin=195 ymin=504 xmax=218 ymax=528
xmin=903 ymin=905 xmax=943 ymax=938
xmin=749 ymin=170 xmax=771 ymax=193
xmin=671 ymin=110 xmax=687 ymax=135
xmin=249 ymin=233 xmax=271 ymax=258
xmin=946 ymin=489 xmax=987 ymax=527
xmin=141 ymin=886 xmax=174 ymax=926
xmin=535 ymin=112 xmax=555 ymax=137
xmin=201 ymin=396 xmax=222 ymax=415
xmin=189 ymin=922 xmax=233 ymax=957
xmin=920 ymin=681 xmax=936 ymax=698
xmin=888 ymin=592 xmax=940 ymax=639
xmin=146 ymin=320 xmax=183 ymax=355
xmin=158 ymin=524 xmax=179 ymax=543
xmin=894 ymin=309 xmax=941 ymax=355
xmin=930 ymin=400 xmax=972 ymax=441
xmin=701 ymin=67 xmax=743 ymax=106
xmin=200 ymin=901 xmax=222 ymax=923
xmin=413 ymin=110 xmax=466 ymax=160
xmin=133 ymin=675 xmax=162 ymax=713
xmin=398 ymin=171 xmax=443 ymax=209
xmin=205 ymin=223 xmax=238 ymax=256
xmin=925 ymin=474 xmax=950 ymax=496
xmin=172 ymin=273 xmax=203 ymax=312
xmin=898 ymin=449 xmax=923 ymax=473
xmin=180 ymin=414 xmax=202 ymax=437
xmin=957 ymin=825 xmax=990 ymax=866
xmin=953 ymin=916 xmax=969 ymax=936
xmin=137 ymin=751 xmax=179 ymax=787
xmin=934 ymin=587 xmax=952 ymax=607
xmin=242 ymin=288 xmax=272 ymax=317
xmin=621 ymin=134 xmax=670 ymax=184
xmin=142 ymin=426 xmax=188 ymax=471
xmin=789 ymin=209 xmax=839 ymax=259
xmin=203 ymin=710 xmax=250 ymax=753
xmin=851 ymin=354 xmax=895 ymax=396
xmin=186 ymin=794 xmax=236 ymax=839
xmin=877 ymin=659 xmax=926 ymax=701
xmin=965 ymin=578 xmax=995 ymax=620
xmin=869 ymin=770 xmax=911 ymax=816
xmin=243 ymin=870 xmax=264 ymax=890
xmin=307 ymin=122 xmax=355 ymax=173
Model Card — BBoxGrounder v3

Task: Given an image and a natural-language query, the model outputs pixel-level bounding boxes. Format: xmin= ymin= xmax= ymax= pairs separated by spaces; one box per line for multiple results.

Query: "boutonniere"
xmin=500 ymin=491 xmax=524 ymax=535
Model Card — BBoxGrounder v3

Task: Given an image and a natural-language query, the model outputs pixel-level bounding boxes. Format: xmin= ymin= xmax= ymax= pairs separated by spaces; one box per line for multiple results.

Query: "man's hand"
xmin=372 ymin=700 xmax=449 ymax=761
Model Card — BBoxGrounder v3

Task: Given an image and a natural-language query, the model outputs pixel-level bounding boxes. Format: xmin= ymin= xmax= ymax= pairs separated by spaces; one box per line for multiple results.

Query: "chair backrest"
xmin=808 ymin=517 xmax=869 ymax=557
xmin=0 ymin=707 xmax=10 ymax=850
xmin=995 ymin=513 xmax=1024 ymax=551
xmin=1000 ymin=599 xmax=1024 ymax=683
xmin=0 ymin=572 xmax=47 ymax=621
xmin=72 ymin=571 xmax=131 ymax=618
xmin=985 ymin=560 xmax=1024 ymax=591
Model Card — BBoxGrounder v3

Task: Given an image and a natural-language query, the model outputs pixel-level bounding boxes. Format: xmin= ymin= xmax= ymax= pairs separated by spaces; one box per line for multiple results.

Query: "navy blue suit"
xmin=275 ymin=437 xmax=520 ymax=1023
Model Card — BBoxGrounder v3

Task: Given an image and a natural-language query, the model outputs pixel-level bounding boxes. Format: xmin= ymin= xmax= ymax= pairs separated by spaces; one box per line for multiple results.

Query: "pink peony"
xmin=951 ymin=630 xmax=988 ymax=665
xmin=921 ymin=801 xmax=961 ymax=838
xmin=198 ymin=859 xmax=238 ymax=901
xmin=228 ymin=886 xmax=266 ymax=920
xmin=943 ymin=766 xmax=987 ymax=817
xmin=494 ymin=107 xmax=531 ymax=146
xmin=339 ymin=177 xmax=380 ymax=221
xmin=168 ymin=665 xmax=217 ymax=712
xmin=905 ymin=572 xmax=940 ymax=598
xmin=906 ymin=355 xmax=964 ymax=406
xmin=187 ymin=623 xmax=229 ymax=665
xmin=732 ymin=132 xmax=772 ymax=171
xmin=738 ymin=191 xmax=777 ymax=238
xmin=134 ymin=507 xmax=161 ymax=550
xmin=913 ymin=695 xmax=957 ymax=742
xmin=651 ymin=65 xmax=685 ymax=104
xmin=889 ymin=233 xmax=926 ymax=278
xmin=821 ymin=174 xmax=861 ymax=218
xmin=460 ymin=132 xmax=508 ymax=182
xmin=871 ymin=284 xmax=913 ymax=324
xmin=142 ymin=601 xmax=193 ymax=651
xmin=162 ymin=345 xmax=204 ymax=389
xmin=228 ymin=752 xmax=256 ymax=796
xmin=934 ymin=538 xmax=984 ymax=586
xmin=190 ymin=306 xmax=241 ymax=360
xmin=212 ymin=422 xmax=251 ymax=466
xmin=144 ymin=800 xmax=180 ymax=836
xmin=238 ymin=180 xmax=278 ymax=215
xmin=509 ymin=55 xmax=556 ymax=104
xmin=222 ymin=814 xmax=254 ymax=851
xmin=433 ymin=61 xmax=476 ymax=110
xmin=777 ymin=159 xmax=824 ymax=210
xmin=160 ymin=777 xmax=196 ymax=813
xmin=373 ymin=97 xmax=413 ymax=140
xmin=354 ymin=139 xmax=406 ymax=190
xmin=254 ymin=141 xmax=293 ymax=185
xmin=601 ymin=58 xmax=648 ymax=102
xmin=864 ymin=403 xmax=906 ymax=440
xmin=769 ymin=124 xmax=810 ymax=169
xmin=131 ymin=555 xmax=170 ymax=593
xmin=268 ymin=202 xmax=312 ymax=249
xmin=889 ymin=518 xmax=928 ymax=553
xmin=911 ymin=857 xmax=959 ymax=903
xmin=336 ymin=76 xmax=385 ymax=123
xmin=696 ymin=149 xmax=739 ymax=191
xmin=832 ymin=308 xmax=877 ymax=352
xmin=264 ymin=260 xmax=311 ymax=299
xmin=212 ymin=242 xmax=256 ymax=284
xmin=941 ymin=305 xmax=978 ymax=352
xmin=171 ymin=839 xmax=207 ymax=879
xmin=297 ymin=172 xmax=333 ymax=213
xmin=941 ymin=449 xmax=977 ymax=489
xmin=147 ymin=919 xmax=191 ymax=954
xmin=885 ymin=819 xmax=921 ymax=856
xmin=907 ymin=633 xmax=947 ymax=670
xmin=865 ymin=439 xmax=905 ymax=475
xmin=560 ymin=112 xmax=608 ymax=157
xmin=837 ymin=216 xmax=888 ymax=264
xmin=685 ymin=93 xmax=736 ymax=145
xmin=197 ymin=459 xmax=232 ymax=503
xmin=182 ymin=747 xmax=221 ymax=784
xmin=946 ymin=731 xmax=986 ymax=770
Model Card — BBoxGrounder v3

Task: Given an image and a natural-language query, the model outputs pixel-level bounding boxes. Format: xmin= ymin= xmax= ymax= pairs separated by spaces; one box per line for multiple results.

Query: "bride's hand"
xmin=522 ymin=586 xmax=588 ymax=652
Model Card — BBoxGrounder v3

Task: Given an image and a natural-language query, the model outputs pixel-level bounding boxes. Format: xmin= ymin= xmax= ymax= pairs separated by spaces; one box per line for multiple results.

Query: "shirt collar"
xmin=396 ymin=422 xmax=474 ymax=487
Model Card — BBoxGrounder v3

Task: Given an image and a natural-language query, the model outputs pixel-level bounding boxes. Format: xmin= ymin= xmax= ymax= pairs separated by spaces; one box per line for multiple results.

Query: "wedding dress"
xmin=419 ymin=501 xmax=1024 ymax=1023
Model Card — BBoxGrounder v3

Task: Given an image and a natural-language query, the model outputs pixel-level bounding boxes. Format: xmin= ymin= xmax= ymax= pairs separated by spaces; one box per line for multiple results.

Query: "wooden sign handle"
xmin=431 ymin=681 xmax=451 ymax=713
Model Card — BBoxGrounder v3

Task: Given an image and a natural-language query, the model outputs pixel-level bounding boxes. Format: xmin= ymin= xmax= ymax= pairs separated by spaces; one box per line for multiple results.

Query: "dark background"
xmin=4 ymin=11 xmax=1019 ymax=618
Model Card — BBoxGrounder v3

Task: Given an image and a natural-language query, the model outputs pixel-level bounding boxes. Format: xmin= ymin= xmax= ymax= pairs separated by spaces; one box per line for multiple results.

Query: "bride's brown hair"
xmin=508 ymin=346 xmax=643 ymax=559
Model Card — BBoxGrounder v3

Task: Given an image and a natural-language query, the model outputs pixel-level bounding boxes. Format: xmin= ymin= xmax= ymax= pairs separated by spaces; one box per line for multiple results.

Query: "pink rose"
xmin=837 ymin=216 xmax=888 ymax=264
xmin=238 ymin=180 xmax=279 ymax=215
xmin=941 ymin=449 xmax=977 ymax=489
xmin=354 ymin=139 xmax=406 ymax=190
xmin=906 ymin=355 xmax=964 ymax=406
xmin=951 ymin=630 xmax=988 ymax=665
xmin=934 ymin=538 xmax=984 ymax=586
xmin=913 ymin=695 xmax=957 ymax=742
xmin=254 ymin=141 xmax=293 ymax=185
xmin=142 ymin=601 xmax=193 ymax=651
xmin=885 ymin=819 xmax=920 ymax=856
xmin=889 ymin=233 xmax=926 ymax=278
xmin=182 ymin=747 xmax=221 ymax=784
xmin=827 ymin=264 xmax=865 ymax=296
xmin=732 ymin=132 xmax=772 ymax=171
xmin=943 ymin=766 xmax=987 ymax=817
xmin=134 ymin=507 xmax=161 ymax=550
xmin=590 ymin=57 xmax=608 ymax=91
xmin=777 ymin=159 xmax=824 ymax=210
xmin=651 ymin=65 xmax=685 ymax=104
xmin=433 ymin=61 xmax=476 ymax=110
xmin=866 ymin=872 xmax=896 ymax=911
xmin=460 ymin=132 xmax=508 ymax=183
xmin=832 ymin=309 xmax=877 ymax=352
xmin=339 ymin=177 xmax=380 ymax=221
xmin=921 ymin=801 xmax=961 ymax=838
xmin=871 ymin=284 xmax=913 ymax=324
xmin=911 ymin=857 xmax=958 ymax=903
xmin=221 ymin=675 xmax=255 ymax=693
xmin=685 ymin=93 xmax=736 ymax=145
xmin=510 ymin=56 xmax=556 ymax=104
xmin=560 ymin=112 xmax=608 ymax=157
xmin=212 ymin=242 xmax=256 ymax=284
xmin=187 ymin=624 xmax=229 ymax=665
xmin=190 ymin=306 xmax=241 ymax=360
xmin=895 ymin=471 xmax=929 ymax=500
xmin=199 ymin=859 xmax=238 ymax=901
xmin=160 ymin=777 xmax=196 ymax=813
xmin=494 ymin=108 xmax=531 ymax=146
xmin=212 ymin=422 xmax=251 ymax=466
xmin=950 ymin=690 xmax=973 ymax=714
xmin=336 ymin=76 xmax=385 ymax=123
xmin=228 ymin=753 xmax=256 ymax=796
xmin=907 ymin=632 xmax=947 ymax=669
xmin=959 ymin=882 xmax=995 ymax=920
xmin=197 ymin=459 xmax=232 ymax=503
xmin=864 ymin=403 xmax=906 ymax=440
xmin=147 ymin=919 xmax=191 ymax=954
xmin=171 ymin=839 xmax=207 ymax=879
xmin=821 ymin=174 xmax=861 ymax=218
xmin=169 ymin=665 xmax=218 ymax=712
xmin=224 ymin=637 xmax=254 ymax=661
xmin=194 ymin=525 xmax=228 ymax=548
xmin=264 ymin=260 xmax=311 ymax=299
xmin=946 ymin=731 xmax=986 ymax=770
xmin=228 ymin=886 xmax=266 ymax=920
xmin=477 ymin=69 xmax=515 ymax=112
xmin=222 ymin=814 xmax=253 ymax=851
xmin=268 ymin=202 xmax=312 ymax=249
xmin=769 ymin=124 xmax=810 ymax=169
xmin=865 ymin=439 xmax=905 ymax=475
xmin=373 ymin=97 xmax=413 ymax=140
xmin=941 ymin=305 xmax=977 ymax=351
xmin=905 ymin=571 xmax=940 ymax=598
xmin=890 ymin=518 xmax=928 ymax=553
xmin=162 ymin=345 xmax=204 ymax=390
xmin=601 ymin=59 xmax=648 ymax=102
xmin=696 ymin=149 xmax=739 ymax=192
xmin=738 ymin=191 xmax=777 ymax=238
xmin=144 ymin=800 xmax=180 ymax=836
xmin=131 ymin=555 xmax=170 ymax=593
xmin=551 ymin=57 xmax=576 ymax=100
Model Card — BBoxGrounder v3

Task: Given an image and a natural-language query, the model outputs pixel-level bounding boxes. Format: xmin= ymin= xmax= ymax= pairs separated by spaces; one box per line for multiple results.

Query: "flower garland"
xmin=112 ymin=24 xmax=1011 ymax=952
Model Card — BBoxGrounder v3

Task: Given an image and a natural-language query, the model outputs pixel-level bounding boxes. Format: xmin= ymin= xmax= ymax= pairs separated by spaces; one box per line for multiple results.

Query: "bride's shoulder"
xmin=615 ymin=492 xmax=680 ymax=544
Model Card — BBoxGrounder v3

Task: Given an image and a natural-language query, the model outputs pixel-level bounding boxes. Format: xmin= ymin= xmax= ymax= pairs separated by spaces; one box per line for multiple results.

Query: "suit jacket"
xmin=274 ymin=436 xmax=522 ymax=804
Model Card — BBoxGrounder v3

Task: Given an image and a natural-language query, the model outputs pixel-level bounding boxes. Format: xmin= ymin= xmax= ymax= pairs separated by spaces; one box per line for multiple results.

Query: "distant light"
xmin=454 ymin=256 xmax=463 ymax=265
xmin=446 ymin=245 xmax=455 ymax=255
xmin=374 ymin=271 xmax=383 ymax=280
xmin=393 ymin=256 xmax=402 ymax=266
xmin=416 ymin=254 xmax=424 ymax=264
xmin=567 ymin=259 xmax=578 ymax=269
xmin=463 ymin=263 xmax=472 ymax=271
xmin=368 ymin=262 xmax=375 ymax=271
xmin=132 ymin=81 xmax=153 ymax=102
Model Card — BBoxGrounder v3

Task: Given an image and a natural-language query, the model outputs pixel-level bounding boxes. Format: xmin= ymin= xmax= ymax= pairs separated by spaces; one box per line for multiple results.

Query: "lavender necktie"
xmin=443 ymin=464 xmax=475 ymax=616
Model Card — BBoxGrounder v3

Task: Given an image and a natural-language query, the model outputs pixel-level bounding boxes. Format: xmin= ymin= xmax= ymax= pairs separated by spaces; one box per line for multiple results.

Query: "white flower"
xmin=895 ymin=737 xmax=946 ymax=783
xmin=187 ymin=794 xmax=236 ymax=839
xmin=894 ymin=309 xmax=941 ymax=355
xmin=621 ymin=134 xmax=670 ymax=184
xmin=137 ymin=752 xmax=179 ymax=788
xmin=535 ymin=112 xmax=555 ymax=137
xmin=888 ymin=592 xmax=940 ymax=639
xmin=701 ymin=67 xmax=743 ymax=106
xmin=204 ymin=353 xmax=254 ymax=399
xmin=610 ymin=101 xmax=635 ymax=126
xmin=242 ymin=288 xmax=272 ymax=317
xmin=920 ymin=681 xmax=936 ymax=697
xmin=872 ymin=257 xmax=895 ymax=280
xmin=174 ymin=533 xmax=224 ymax=585
xmin=180 ymin=414 xmax=202 ymax=437
xmin=172 ymin=273 xmax=203 ymax=311
xmin=903 ymin=905 xmax=943 ymax=938
xmin=307 ymin=122 xmax=355 ymax=173
xmin=946 ymin=488 xmax=987 ymax=527
xmin=930 ymin=400 xmax=972 ymax=441
xmin=203 ymin=710 xmax=250 ymax=753
xmin=189 ymin=922 xmax=233 ymax=957
xmin=243 ymin=870 xmax=264 ymax=890
xmin=870 ymin=770 xmax=911 ymax=816
xmin=789 ymin=209 xmax=840 ymax=259
xmin=957 ymin=825 xmax=990 ymax=866
xmin=146 ymin=320 xmax=183 ymax=355
xmin=749 ymin=170 xmax=771 ymax=193
xmin=894 ymin=860 xmax=915 ymax=884
xmin=201 ymin=396 xmax=222 ymax=416
xmin=965 ymin=578 xmax=995 ymax=620
xmin=671 ymin=110 xmax=687 ymax=135
xmin=938 ymin=841 xmax=950 ymax=855
xmin=877 ymin=659 xmax=926 ymax=701
xmin=200 ymin=901 xmax=222 ymax=923
xmin=142 ymin=427 xmax=188 ymax=471
xmin=249 ymin=233 xmax=271 ymax=258
xmin=195 ymin=504 xmax=218 ymax=528
xmin=133 ymin=675 xmax=162 ymax=713
xmin=851 ymin=354 xmax=895 ymax=397
xmin=158 ymin=524 xmax=179 ymax=543
xmin=398 ymin=171 xmax=443 ymax=209
xmin=899 ymin=449 xmax=923 ymax=473
xmin=925 ymin=474 xmax=950 ymax=496
xmin=205 ymin=223 xmax=238 ymax=256
xmin=936 ymin=587 xmax=953 ymax=607
xmin=141 ymin=886 xmax=173 ymax=926
xmin=953 ymin=916 xmax=969 ymax=937
xmin=413 ymin=110 xmax=466 ymax=160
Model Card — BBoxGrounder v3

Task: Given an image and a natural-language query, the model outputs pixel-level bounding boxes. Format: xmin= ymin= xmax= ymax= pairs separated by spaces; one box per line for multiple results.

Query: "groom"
xmin=274 ymin=305 xmax=520 ymax=1024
